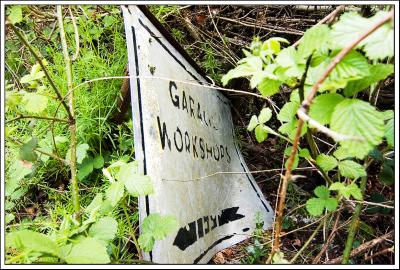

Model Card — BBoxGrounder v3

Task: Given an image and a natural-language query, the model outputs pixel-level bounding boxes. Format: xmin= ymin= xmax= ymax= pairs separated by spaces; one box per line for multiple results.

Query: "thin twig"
xmin=364 ymin=246 xmax=394 ymax=261
xmin=68 ymin=6 xmax=80 ymax=62
xmin=7 ymin=22 xmax=74 ymax=121
xmin=6 ymin=115 xmax=69 ymax=124
xmin=326 ymin=231 xmax=394 ymax=264
xmin=267 ymin=10 xmax=394 ymax=263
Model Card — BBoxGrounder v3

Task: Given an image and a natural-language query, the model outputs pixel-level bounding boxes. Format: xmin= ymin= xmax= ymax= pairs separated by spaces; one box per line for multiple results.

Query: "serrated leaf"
xmin=221 ymin=56 xmax=262 ymax=86
xmin=85 ymin=193 xmax=103 ymax=215
xmin=64 ymin=237 xmax=110 ymax=264
xmin=116 ymin=162 xmax=153 ymax=196
xmin=255 ymin=124 xmax=268 ymax=143
xmin=329 ymin=51 xmax=370 ymax=83
xmin=257 ymin=77 xmax=281 ymax=97
xmin=277 ymin=101 xmax=299 ymax=122
xmin=314 ymin=185 xmax=330 ymax=199
xmin=338 ymin=160 xmax=366 ymax=179
xmin=306 ymin=198 xmax=325 ymax=216
xmin=142 ymin=214 xmax=178 ymax=240
xmin=76 ymin=143 xmax=90 ymax=164
xmin=6 ymin=213 xmax=15 ymax=225
xmin=330 ymin=11 xmax=394 ymax=60
xmin=333 ymin=147 xmax=352 ymax=160
xmin=89 ymin=217 xmax=118 ymax=242
xmin=258 ymin=108 xmax=272 ymax=124
xmin=106 ymin=181 xmax=124 ymax=206
xmin=93 ymin=155 xmax=104 ymax=169
xmin=22 ymin=93 xmax=48 ymax=114
xmin=7 ymin=230 xmax=60 ymax=257
xmin=276 ymin=46 xmax=305 ymax=78
xmin=19 ymin=137 xmax=38 ymax=162
xmin=344 ymin=64 xmax=393 ymax=97
xmin=138 ymin=233 xmax=155 ymax=252
xmin=77 ymin=157 xmax=94 ymax=181
xmin=298 ymin=24 xmax=330 ymax=59
xmin=309 ymin=93 xmax=344 ymax=125
xmin=316 ymin=154 xmax=338 ymax=172
xmin=298 ymin=148 xmax=311 ymax=159
xmin=324 ymin=197 xmax=339 ymax=211
xmin=385 ymin=118 xmax=394 ymax=148
xmin=247 ymin=115 xmax=258 ymax=131
xmin=330 ymin=99 xmax=385 ymax=159
xmin=330 ymin=182 xmax=362 ymax=200
xmin=8 ymin=6 xmax=23 ymax=25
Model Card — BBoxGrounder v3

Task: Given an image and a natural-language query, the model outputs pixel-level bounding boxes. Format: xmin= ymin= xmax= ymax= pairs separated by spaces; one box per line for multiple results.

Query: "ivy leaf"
xmin=344 ymin=64 xmax=394 ymax=97
xmin=258 ymin=108 xmax=272 ymax=124
xmin=64 ymin=237 xmax=110 ymax=264
xmin=89 ymin=216 xmax=118 ymax=242
xmin=330 ymin=11 xmax=394 ymax=60
xmin=247 ymin=115 xmax=259 ymax=131
xmin=93 ymin=155 xmax=104 ymax=169
xmin=116 ymin=162 xmax=154 ymax=196
xmin=316 ymin=154 xmax=338 ymax=172
xmin=7 ymin=230 xmax=60 ymax=257
xmin=385 ymin=118 xmax=394 ymax=148
xmin=105 ymin=181 xmax=124 ymax=207
xmin=297 ymin=24 xmax=330 ymax=59
xmin=255 ymin=124 xmax=268 ymax=143
xmin=306 ymin=186 xmax=338 ymax=216
xmin=19 ymin=137 xmax=38 ymax=162
xmin=338 ymin=160 xmax=366 ymax=179
xmin=8 ymin=6 xmax=23 ymax=25
xmin=330 ymin=99 xmax=385 ymax=159
xmin=329 ymin=182 xmax=363 ymax=200
xmin=309 ymin=93 xmax=344 ymax=125
xmin=22 ymin=93 xmax=48 ymax=114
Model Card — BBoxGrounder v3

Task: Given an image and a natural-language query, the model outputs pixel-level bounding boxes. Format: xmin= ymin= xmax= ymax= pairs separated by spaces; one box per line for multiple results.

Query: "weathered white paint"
xmin=122 ymin=5 xmax=273 ymax=264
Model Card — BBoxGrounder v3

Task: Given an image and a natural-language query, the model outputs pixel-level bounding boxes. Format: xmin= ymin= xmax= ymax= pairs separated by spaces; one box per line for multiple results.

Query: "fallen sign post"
xmin=122 ymin=5 xmax=274 ymax=264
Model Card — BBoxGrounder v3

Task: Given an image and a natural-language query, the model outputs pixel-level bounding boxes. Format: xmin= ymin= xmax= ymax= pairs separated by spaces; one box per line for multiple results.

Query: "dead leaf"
xmin=293 ymin=238 xmax=302 ymax=247
xmin=213 ymin=251 xmax=225 ymax=264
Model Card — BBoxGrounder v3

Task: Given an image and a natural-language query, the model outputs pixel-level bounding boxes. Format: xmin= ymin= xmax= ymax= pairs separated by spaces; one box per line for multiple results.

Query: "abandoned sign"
xmin=122 ymin=5 xmax=274 ymax=264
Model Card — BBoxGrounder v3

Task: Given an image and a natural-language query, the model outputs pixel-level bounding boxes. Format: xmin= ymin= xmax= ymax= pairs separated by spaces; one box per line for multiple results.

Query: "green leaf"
xmin=329 ymin=182 xmax=362 ymax=200
xmin=272 ymin=251 xmax=289 ymax=264
xmin=298 ymin=148 xmax=311 ymax=159
xmin=106 ymin=181 xmax=124 ymax=207
xmin=330 ymin=11 xmax=394 ymax=60
xmin=77 ymin=157 xmax=94 ymax=181
xmin=379 ymin=161 xmax=394 ymax=185
xmin=330 ymin=99 xmax=385 ymax=159
xmin=89 ymin=217 xmax=118 ymax=242
xmin=333 ymin=147 xmax=352 ymax=161
xmin=76 ymin=143 xmax=90 ymax=164
xmin=142 ymin=214 xmax=178 ymax=240
xmin=22 ymin=93 xmax=48 ymax=114
xmin=276 ymin=46 xmax=305 ymax=78
xmin=277 ymin=101 xmax=299 ymax=122
xmin=314 ymin=185 xmax=330 ymax=199
xmin=298 ymin=24 xmax=330 ymax=59
xmin=6 ymin=213 xmax=15 ymax=225
xmin=19 ymin=137 xmax=38 ymax=162
xmin=306 ymin=198 xmax=325 ymax=216
xmin=85 ymin=193 xmax=103 ymax=215
xmin=306 ymin=186 xmax=338 ymax=216
xmin=385 ymin=118 xmax=394 ymax=148
xmin=258 ymin=108 xmax=272 ymax=124
xmin=8 ymin=6 xmax=23 ymax=25
xmin=64 ymin=237 xmax=110 ymax=264
xmin=247 ymin=115 xmax=259 ymax=131
xmin=338 ymin=160 xmax=366 ymax=179
xmin=255 ymin=124 xmax=268 ymax=143
xmin=316 ymin=154 xmax=338 ymax=172
xmin=309 ymin=93 xmax=344 ymax=125
xmin=382 ymin=110 xmax=394 ymax=121
xmin=257 ymin=77 xmax=281 ymax=97
xmin=116 ymin=162 xmax=154 ymax=196
xmin=344 ymin=64 xmax=393 ymax=97
xmin=329 ymin=51 xmax=370 ymax=84
xmin=221 ymin=56 xmax=262 ymax=86
xmin=138 ymin=233 xmax=155 ymax=252
xmin=93 ymin=155 xmax=104 ymax=169
xmin=5 ymin=160 xmax=32 ymax=196
xmin=7 ymin=230 xmax=60 ymax=257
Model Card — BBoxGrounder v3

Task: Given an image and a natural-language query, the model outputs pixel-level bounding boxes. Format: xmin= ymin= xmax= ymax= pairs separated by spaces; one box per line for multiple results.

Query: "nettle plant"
xmin=5 ymin=6 xmax=177 ymax=264
xmin=222 ymin=10 xmax=394 ymax=261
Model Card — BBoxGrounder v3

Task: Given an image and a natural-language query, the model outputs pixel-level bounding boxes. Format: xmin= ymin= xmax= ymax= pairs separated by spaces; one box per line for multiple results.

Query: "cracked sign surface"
xmin=122 ymin=5 xmax=274 ymax=264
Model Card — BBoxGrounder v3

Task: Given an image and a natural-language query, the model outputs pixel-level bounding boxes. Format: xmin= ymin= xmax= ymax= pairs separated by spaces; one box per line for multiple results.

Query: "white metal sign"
xmin=122 ymin=5 xmax=273 ymax=264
